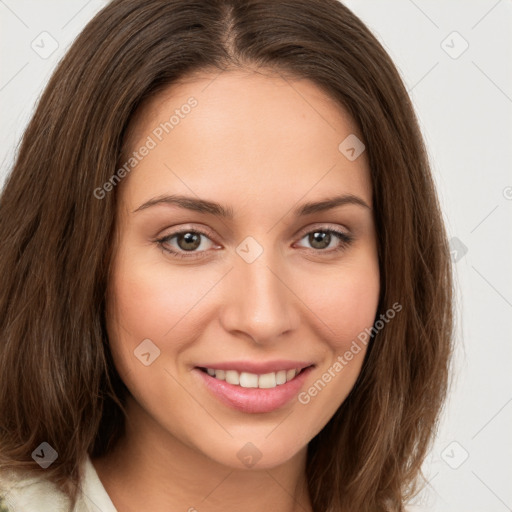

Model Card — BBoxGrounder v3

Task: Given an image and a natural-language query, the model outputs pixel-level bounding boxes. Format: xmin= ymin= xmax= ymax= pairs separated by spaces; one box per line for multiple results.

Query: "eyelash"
xmin=155 ymin=226 xmax=354 ymax=260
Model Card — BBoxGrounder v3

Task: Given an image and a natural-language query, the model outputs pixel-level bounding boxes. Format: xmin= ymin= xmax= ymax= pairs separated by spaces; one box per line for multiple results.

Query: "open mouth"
xmin=193 ymin=363 xmax=315 ymax=413
xmin=196 ymin=365 xmax=313 ymax=389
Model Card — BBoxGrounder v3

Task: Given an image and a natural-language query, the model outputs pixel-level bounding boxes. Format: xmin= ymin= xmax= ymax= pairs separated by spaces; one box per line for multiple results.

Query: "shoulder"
xmin=0 ymin=455 xmax=116 ymax=512
xmin=0 ymin=495 xmax=13 ymax=512
xmin=0 ymin=466 xmax=74 ymax=512
xmin=405 ymin=504 xmax=430 ymax=512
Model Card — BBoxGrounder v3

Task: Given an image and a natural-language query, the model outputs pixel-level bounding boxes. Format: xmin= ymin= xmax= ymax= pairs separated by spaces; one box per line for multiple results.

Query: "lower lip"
xmin=193 ymin=366 xmax=314 ymax=414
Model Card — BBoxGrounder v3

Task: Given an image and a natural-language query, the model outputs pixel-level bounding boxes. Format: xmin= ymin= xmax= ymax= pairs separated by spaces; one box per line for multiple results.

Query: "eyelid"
xmin=155 ymin=223 xmax=353 ymax=259
xmin=157 ymin=222 xmax=351 ymax=242
xmin=156 ymin=225 xmax=219 ymax=247
xmin=293 ymin=225 xmax=354 ymax=253
xmin=156 ymin=224 xmax=217 ymax=242
xmin=294 ymin=222 xmax=351 ymax=239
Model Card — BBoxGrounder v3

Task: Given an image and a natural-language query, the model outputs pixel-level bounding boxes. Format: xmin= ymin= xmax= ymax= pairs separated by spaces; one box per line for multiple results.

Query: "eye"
xmin=156 ymin=228 xmax=218 ymax=260
xmin=295 ymin=227 xmax=354 ymax=254
xmin=155 ymin=225 xmax=354 ymax=260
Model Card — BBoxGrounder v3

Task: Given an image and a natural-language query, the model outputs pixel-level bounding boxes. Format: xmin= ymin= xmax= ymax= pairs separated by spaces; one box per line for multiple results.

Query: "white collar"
xmin=78 ymin=455 xmax=118 ymax=512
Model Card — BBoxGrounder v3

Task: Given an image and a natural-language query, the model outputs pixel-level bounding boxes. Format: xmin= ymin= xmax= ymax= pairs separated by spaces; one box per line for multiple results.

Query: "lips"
xmin=192 ymin=361 xmax=315 ymax=414
xmin=193 ymin=360 xmax=313 ymax=374
xmin=194 ymin=360 xmax=313 ymax=389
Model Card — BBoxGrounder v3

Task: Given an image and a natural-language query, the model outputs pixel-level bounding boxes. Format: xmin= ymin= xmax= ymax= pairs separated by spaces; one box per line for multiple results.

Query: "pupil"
xmin=179 ymin=232 xmax=201 ymax=251
xmin=310 ymin=231 xmax=330 ymax=249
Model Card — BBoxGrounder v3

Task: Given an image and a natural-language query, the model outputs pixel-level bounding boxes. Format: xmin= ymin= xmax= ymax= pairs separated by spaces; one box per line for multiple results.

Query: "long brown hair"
xmin=0 ymin=1 xmax=454 ymax=510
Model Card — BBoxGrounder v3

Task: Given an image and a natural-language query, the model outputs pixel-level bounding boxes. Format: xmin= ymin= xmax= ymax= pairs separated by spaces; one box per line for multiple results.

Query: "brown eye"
xmin=175 ymin=232 xmax=202 ymax=251
xmin=156 ymin=229 xmax=217 ymax=259
xmin=308 ymin=231 xmax=333 ymax=250
xmin=296 ymin=228 xmax=353 ymax=253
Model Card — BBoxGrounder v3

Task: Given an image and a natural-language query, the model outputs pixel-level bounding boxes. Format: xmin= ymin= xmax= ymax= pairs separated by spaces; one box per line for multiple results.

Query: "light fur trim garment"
xmin=0 ymin=455 xmax=117 ymax=512
xmin=0 ymin=456 xmax=430 ymax=511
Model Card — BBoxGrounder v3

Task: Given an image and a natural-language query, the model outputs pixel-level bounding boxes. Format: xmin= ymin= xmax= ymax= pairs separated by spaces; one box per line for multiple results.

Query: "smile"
xmin=193 ymin=363 xmax=315 ymax=414
xmin=197 ymin=367 xmax=307 ymax=388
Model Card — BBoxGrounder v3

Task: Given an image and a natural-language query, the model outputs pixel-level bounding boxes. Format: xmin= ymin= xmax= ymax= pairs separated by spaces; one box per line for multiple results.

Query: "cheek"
xmin=104 ymin=252 xmax=211 ymax=413
xmin=108 ymin=251 xmax=212 ymax=343
xmin=105 ymin=254 xmax=205 ymax=384
xmin=294 ymin=257 xmax=379 ymax=431
xmin=301 ymin=254 xmax=380 ymax=352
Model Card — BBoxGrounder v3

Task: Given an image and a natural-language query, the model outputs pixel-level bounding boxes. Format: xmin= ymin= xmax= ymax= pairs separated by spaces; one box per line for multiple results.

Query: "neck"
xmin=92 ymin=395 xmax=313 ymax=512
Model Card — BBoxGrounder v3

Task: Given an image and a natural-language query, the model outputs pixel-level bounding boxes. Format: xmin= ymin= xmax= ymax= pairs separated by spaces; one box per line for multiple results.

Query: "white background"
xmin=1 ymin=1 xmax=511 ymax=510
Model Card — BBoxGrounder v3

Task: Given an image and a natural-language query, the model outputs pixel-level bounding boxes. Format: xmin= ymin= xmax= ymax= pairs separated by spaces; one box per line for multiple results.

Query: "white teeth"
xmin=276 ymin=370 xmax=287 ymax=385
xmin=203 ymin=367 xmax=304 ymax=388
xmin=225 ymin=370 xmax=240 ymax=385
xmin=286 ymin=369 xmax=297 ymax=381
xmin=258 ymin=372 xmax=277 ymax=388
xmin=239 ymin=372 xmax=259 ymax=388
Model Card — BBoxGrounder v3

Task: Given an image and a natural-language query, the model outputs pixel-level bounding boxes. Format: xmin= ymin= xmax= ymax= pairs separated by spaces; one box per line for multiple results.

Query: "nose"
xmin=219 ymin=251 xmax=300 ymax=345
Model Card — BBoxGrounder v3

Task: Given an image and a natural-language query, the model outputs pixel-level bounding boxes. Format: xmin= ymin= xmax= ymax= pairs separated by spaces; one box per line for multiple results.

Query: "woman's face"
xmin=106 ymin=68 xmax=380 ymax=469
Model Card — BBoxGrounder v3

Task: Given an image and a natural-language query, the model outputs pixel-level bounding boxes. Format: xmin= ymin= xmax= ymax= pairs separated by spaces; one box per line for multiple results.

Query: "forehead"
xmin=118 ymin=69 xmax=372 ymax=215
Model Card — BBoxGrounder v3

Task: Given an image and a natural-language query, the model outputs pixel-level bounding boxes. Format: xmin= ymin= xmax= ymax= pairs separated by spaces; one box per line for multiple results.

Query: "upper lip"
xmin=195 ymin=360 xmax=315 ymax=374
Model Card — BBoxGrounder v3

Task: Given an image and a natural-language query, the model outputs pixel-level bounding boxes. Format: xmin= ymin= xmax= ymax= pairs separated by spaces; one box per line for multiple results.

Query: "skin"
xmin=92 ymin=68 xmax=380 ymax=512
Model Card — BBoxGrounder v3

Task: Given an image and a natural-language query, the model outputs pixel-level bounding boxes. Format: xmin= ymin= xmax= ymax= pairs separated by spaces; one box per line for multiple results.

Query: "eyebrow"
xmin=132 ymin=193 xmax=371 ymax=217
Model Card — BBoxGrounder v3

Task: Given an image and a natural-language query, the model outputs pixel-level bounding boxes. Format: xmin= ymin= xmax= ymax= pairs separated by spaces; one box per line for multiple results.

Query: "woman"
xmin=0 ymin=0 xmax=454 ymax=511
